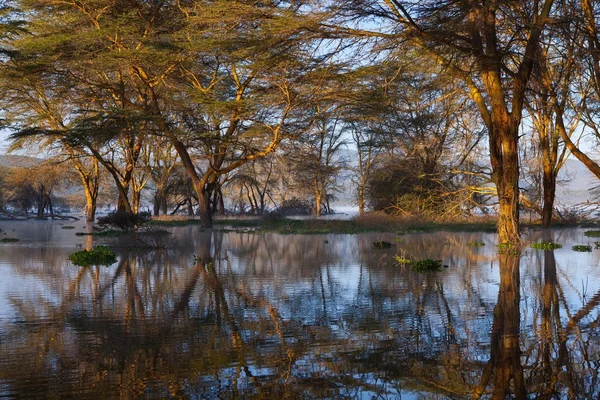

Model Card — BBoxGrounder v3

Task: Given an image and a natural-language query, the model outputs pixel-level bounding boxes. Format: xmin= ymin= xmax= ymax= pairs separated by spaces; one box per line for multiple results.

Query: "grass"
xmin=584 ymin=230 xmax=600 ymax=237
xmin=61 ymin=225 xmax=75 ymax=229
xmin=530 ymin=242 xmax=562 ymax=250
xmin=412 ymin=259 xmax=443 ymax=272
xmin=69 ymin=245 xmax=117 ymax=267
xmin=76 ymin=229 xmax=126 ymax=237
xmin=0 ymin=237 xmax=20 ymax=243
xmin=394 ymin=255 xmax=412 ymax=264
xmin=467 ymin=241 xmax=485 ymax=247
xmin=572 ymin=244 xmax=592 ymax=252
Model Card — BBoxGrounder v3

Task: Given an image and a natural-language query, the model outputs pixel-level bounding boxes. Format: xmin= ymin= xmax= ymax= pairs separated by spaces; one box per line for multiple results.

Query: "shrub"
xmin=412 ymin=259 xmax=443 ymax=272
xmin=572 ymin=244 xmax=592 ymax=252
xmin=97 ymin=211 xmax=151 ymax=232
xmin=530 ymin=242 xmax=562 ymax=250
xmin=372 ymin=241 xmax=393 ymax=249
xmin=69 ymin=245 xmax=118 ymax=266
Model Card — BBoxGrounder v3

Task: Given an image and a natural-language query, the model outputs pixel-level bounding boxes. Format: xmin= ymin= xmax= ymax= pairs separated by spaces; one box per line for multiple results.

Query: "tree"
xmin=330 ymin=0 xmax=556 ymax=243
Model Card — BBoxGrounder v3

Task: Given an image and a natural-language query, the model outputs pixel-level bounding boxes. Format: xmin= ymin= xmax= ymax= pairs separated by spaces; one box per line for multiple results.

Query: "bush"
xmin=372 ymin=241 xmax=393 ymax=249
xmin=69 ymin=245 xmax=118 ymax=266
xmin=412 ymin=259 xmax=443 ymax=272
xmin=273 ymin=198 xmax=311 ymax=216
xmin=572 ymin=244 xmax=592 ymax=252
xmin=97 ymin=211 xmax=151 ymax=232
xmin=530 ymin=242 xmax=562 ymax=250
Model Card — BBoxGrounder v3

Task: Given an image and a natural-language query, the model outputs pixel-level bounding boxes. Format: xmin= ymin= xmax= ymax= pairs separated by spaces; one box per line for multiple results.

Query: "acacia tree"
xmin=330 ymin=0 xmax=555 ymax=243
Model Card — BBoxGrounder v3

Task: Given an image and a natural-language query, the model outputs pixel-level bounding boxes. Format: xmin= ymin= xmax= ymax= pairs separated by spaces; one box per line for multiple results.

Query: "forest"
xmin=0 ymin=0 xmax=599 ymax=243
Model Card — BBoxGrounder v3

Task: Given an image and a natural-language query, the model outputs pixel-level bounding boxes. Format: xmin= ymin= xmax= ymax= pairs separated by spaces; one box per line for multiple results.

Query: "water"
xmin=0 ymin=221 xmax=599 ymax=398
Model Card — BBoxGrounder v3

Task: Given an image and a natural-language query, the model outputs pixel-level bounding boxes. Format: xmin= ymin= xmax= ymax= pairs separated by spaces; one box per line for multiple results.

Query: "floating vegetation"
xmin=394 ymin=237 xmax=404 ymax=243
xmin=572 ymin=244 xmax=592 ymax=252
xmin=0 ymin=237 xmax=20 ymax=243
xmin=467 ymin=241 xmax=485 ymax=247
xmin=530 ymin=242 xmax=562 ymax=250
xmin=69 ymin=245 xmax=117 ymax=267
xmin=394 ymin=255 xmax=411 ymax=264
xmin=324 ymin=240 xmax=329 ymax=244
xmin=372 ymin=241 xmax=393 ymax=249
xmin=412 ymin=259 xmax=443 ymax=272
xmin=61 ymin=225 xmax=75 ymax=229
xmin=595 ymin=241 xmax=600 ymax=250
xmin=584 ymin=230 xmax=600 ymax=237
xmin=497 ymin=242 xmax=519 ymax=255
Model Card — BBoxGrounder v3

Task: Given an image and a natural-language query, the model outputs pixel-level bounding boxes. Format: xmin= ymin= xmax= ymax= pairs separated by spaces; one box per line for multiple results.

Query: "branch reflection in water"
xmin=0 ymin=224 xmax=600 ymax=397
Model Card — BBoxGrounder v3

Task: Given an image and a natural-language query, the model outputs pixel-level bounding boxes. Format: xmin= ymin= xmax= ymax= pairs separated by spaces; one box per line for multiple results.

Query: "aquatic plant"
xmin=530 ymin=242 xmax=562 ymax=250
xmin=497 ymin=242 xmax=519 ymax=255
xmin=1 ymin=237 xmax=20 ymax=243
xmin=572 ymin=244 xmax=592 ymax=252
xmin=595 ymin=241 xmax=600 ymax=250
xmin=69 ymin=246 xmax=118 ymax=266
xmin=467 ymin=241 xmax=485 ymax=247
xmin=584 ymin=230 xmax=600 ymax=237
xmin=394 ymin=255 xmax=411 ymax=264
xmin=61 ymin=225 xmax=75 ymax=229
xmin=412 ymin=259 xmax=443 ymax=272
xmin=372 ymin=241 xmax=393 ymax=249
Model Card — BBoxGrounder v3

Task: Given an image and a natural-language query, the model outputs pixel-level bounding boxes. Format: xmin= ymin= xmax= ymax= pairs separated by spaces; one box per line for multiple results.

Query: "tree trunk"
xmin=131 ymin=189 xmax=141 ymax=214
xmin=117 ymin=184 xmax=132 ymax=213
xmin=489 ymin=118 xmax=521 ymax=244
xmin=85 ymin=190 xmax=97 ymax=222
xmin=358 ymin=186 xmax=365 ymax=216
xmin=197 ymin=191 xmax=213 ymax=228
xmin=541 ymin=166 xmax=556 ymax=228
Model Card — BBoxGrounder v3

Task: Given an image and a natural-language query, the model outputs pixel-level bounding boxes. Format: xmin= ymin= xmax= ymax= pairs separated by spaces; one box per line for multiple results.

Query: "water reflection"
xmin=1 ymin=225 xmax=600 ymax=398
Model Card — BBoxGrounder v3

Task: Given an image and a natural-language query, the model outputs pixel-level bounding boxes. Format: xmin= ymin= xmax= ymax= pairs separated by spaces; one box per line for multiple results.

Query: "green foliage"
xmin=530 ymin=242 xmax=562 ymax=250
xmin=497 ymin=242 xmax=520 ymax=255
xmin=61 ymin=225 xmax=75 ymax=229
xmin=394 ymin=255 xmax=411 ymax=264
xmin=372 ymin=241 xmax=393 ymax=249
xmin=572 ymin=244 xmax=592 ymax=252
xmin=97 ymin=211 xmax=151 ymax=232
xmin=467 ymin=241 xmax=485 ymax=247
xmin=69 ymin=245 xmax=117 ymax=267
xmin=584 ymin=230 xmax=600 ymax=237
xmin=412 ymin=259 xmax=443 ymax=272
xmin=595 ymin=241 xmax=600 ymax=250
xmin=0 ymin=237 xmax=19 ymax=242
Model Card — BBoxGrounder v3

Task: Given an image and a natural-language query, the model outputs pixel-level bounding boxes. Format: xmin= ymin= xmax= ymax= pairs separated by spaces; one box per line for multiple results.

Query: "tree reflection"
xmin=3 ymin=229 xmax=600 ymax=397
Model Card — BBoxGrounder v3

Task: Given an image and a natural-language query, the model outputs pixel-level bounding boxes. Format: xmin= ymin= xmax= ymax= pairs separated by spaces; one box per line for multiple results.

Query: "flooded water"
xmin=0 ymin=221 xmax=599 ymax=398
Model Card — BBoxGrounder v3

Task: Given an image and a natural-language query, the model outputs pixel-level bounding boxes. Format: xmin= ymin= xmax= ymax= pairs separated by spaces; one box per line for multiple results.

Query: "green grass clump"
xmin=394 ymin=255 xmax=411 ymax=264
xmin=0 ymin=237 xmax=20 ymax=243
xmin=572 ymin=244 xmax=592 ymax=252
xmin=530 ymin=242 xmax=562 ymax=250
xmin=584 ymin=230 xmax=600 ymax=237
xmin=61 ymin=225 xmax=75 ymax=229
xmin=372 ymin=241 xmax=393 ymax=249
xmin=595 ymin=241 xmax=600 ymax=250
xmin=412 ymin=259 xmax=443 ymax=272
xmin=467 ymin=241 xmax=485 ymax=247
xmin=69 ymin=246 xmax=118 ymax=267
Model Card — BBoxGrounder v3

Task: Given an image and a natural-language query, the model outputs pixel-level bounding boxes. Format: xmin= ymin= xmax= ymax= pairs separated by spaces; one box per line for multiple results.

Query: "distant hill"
xmin=0 ymin=154 xmax=42 ymax=168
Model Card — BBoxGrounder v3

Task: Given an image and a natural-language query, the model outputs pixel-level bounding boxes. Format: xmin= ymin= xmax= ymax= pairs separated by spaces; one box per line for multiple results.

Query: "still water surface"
xmin=0 ymin=221 xmax=599 ymax=398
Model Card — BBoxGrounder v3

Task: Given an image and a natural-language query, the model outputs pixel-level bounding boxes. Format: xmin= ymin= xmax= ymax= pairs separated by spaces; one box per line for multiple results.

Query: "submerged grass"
xmin=412 ymin=259 xmax=443 ymax=272
xmin=572 ymin=244 xmax=592 ymax=252
xmin=530 ymin=242 xmax=562 ymax=250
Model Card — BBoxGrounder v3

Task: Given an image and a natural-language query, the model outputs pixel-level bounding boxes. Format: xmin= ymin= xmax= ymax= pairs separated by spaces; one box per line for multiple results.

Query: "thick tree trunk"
xmin=117 ymin=184 xmax=132 ymax=213
xmin=197 ymin=191 xmax=213 ymax=228
xmin=489 ymin=117 xmax=521 ymax=244
xmin=131 ymin=189 xmax=141 ymax=214
xmin=84 ymin=189 xmax=97 ymax=222
xmin=541 ymin=167 xmax=556 ymax=228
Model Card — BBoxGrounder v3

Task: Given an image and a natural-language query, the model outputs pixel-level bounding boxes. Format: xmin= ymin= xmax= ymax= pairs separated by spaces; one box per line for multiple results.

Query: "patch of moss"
xmin=467 ymin=241 xmax=485 ymax=247
xmin=69 ymin=245 xmax=118 ymax=267
xmin=572 ymin=244 xmax=592 ymax=252
xmin=412 ymin=259 xmax=443 ymax=272
xmin=1 ymin=237 xmax=20 ymax=243
xmin=372 ymin=241 xmax=393 ymax=249
xmin=530 ymin=242 xmax=562 ymax=250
